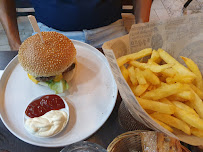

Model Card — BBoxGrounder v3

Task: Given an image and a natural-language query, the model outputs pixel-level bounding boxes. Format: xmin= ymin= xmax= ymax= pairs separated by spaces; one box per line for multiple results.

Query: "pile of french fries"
xmin=117 ymin=48 xmax=203 ymax=137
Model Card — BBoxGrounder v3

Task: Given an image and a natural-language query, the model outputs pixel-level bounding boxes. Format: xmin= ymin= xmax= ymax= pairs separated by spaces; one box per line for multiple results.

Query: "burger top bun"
xmin=18 ymin=31 xmax=76 ymax=77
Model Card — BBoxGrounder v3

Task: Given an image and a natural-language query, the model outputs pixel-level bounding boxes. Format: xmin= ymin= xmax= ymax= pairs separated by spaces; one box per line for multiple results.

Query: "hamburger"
xmin=18 ymin=31 xmax=77 ymax=93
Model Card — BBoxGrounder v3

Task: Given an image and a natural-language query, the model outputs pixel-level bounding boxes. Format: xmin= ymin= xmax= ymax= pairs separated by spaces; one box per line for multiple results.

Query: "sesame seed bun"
xmin=18 ymin=31 xmax=76 ymax=77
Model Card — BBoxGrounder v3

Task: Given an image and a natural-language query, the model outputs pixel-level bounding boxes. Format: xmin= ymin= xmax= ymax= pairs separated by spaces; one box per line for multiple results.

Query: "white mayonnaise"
xmin=24 ymin=110 xmax=68 ymax=137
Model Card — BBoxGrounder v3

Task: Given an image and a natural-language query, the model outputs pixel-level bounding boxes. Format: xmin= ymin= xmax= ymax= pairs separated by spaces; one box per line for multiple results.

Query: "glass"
xmin=60 ymin=141 xmax=107 ymax=152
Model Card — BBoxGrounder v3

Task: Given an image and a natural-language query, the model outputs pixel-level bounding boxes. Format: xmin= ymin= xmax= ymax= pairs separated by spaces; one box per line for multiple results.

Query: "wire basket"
xmin=118 ymin=101 xmax=150 ymax=131
xmin=107 ymin=130 xmax=143 ymax=152
xmin=107 ymin=131 xmax=191 ymax=152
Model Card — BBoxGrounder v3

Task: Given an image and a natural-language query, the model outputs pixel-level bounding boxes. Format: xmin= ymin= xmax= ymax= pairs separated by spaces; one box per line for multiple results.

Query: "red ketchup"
xmin=25 ymin=95 xmax=65 ymax=118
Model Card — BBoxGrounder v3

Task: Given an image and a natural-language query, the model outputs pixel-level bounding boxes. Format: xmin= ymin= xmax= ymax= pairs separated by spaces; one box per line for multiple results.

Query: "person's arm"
xmin=0 ymin=0 xmax=21 ymax=50
xmin=133 ymin=0 xmax=152 ymax=23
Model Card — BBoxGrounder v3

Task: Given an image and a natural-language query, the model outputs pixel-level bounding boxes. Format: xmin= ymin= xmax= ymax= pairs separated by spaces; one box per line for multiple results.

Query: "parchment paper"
xmin=102 ymin=13 xmax=203 ymax=146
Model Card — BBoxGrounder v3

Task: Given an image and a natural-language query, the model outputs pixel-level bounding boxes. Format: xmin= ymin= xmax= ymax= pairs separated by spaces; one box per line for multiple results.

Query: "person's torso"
xmin=30 ymin=0 xmax=122 ymax=31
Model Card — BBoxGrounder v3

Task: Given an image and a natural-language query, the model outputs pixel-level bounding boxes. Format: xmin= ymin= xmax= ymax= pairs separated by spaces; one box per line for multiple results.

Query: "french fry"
xmin=142 ymin=69 xmax=160 ymax=85
xmin=150 ymin=112 xmax=191 ymax=135
xmin=148 ymin=50 xmax=162 ymax=64
xmin=120 ymin=65 xmax=129 ymax=81
xmin=117 ymin=48 xmax=152 ymax=67
xmin=174 ymin=107 xmax=203 ymax=130
xmin=147 ymin=61 xmax=159 ymax=66
xmin=151 ymin=116 xmax=173 ymax=132
xmin=181 ymin=56 xmax=203 ymax=91
xmin=127 ymin=48 xmax=152 ymax=60
xmin=172 ymin=101 xmax=199 ymax=117
xmin=159 ymin=98 xmax=173 ymax=105
xmin=129 ymin=60 xmax=173 ymax=73
xmin=158 ymin=49 xmax=196 ymax=78
xmin=141 ymin=83 xmax=186 ymax=100
xmin=167 ymin=95 xmax=188 ymax=102
xmin=184 ymin=101 xmax=195 ymax=109
xmin=189 ymin=83 xmax=203 ymax=99
xmin=134 ymin=68 xmax=147 ymax=85
xmin=134 ymin=83 xmax=149 ymax=96
xmin=191 ymin=127 xmax=203 ymax=137
xmin=145 ymin=109 xmax=155 ymax=114
xmin=160 ymin=68 xmax=177 ymax=77
xmin=147 ymin=85 xmax=157 ymax=91
xmin=136 ymin=97 xmax=175 ymax=114
xmin=130 ymin=85 xmax=137 ymax=95
xmin=166 ymin=75 xmax=194 ymax=84
xmin=128 ymin=66 xmax=138 ymax=85
xmin=147 ymin=84 xmax=154 ymax=91
xmin=191 ymin=91 xmax=203 ymax=119
xmin=126 ymin=78 xmax=133 ymax=87
xmin=174 ymin=91 xmax=195 ymax=101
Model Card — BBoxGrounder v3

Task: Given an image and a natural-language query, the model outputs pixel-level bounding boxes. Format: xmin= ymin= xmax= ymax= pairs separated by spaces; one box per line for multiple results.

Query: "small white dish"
xmin=24 ymin=95 xmax=69 ymax=138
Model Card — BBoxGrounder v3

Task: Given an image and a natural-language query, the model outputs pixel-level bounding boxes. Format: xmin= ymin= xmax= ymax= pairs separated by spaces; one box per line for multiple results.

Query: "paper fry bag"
xmin=102 ymin=13 xmax=203 ymax=146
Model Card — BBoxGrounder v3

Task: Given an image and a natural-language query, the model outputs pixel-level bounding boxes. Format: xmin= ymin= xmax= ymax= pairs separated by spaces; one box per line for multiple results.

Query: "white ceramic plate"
xmin=0 ymin=40 xmax=117 ymax=147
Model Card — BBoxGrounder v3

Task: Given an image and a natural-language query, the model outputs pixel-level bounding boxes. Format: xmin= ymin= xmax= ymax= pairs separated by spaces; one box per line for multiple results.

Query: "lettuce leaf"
xmin=47 ymin=79 xmax=69 ymax=94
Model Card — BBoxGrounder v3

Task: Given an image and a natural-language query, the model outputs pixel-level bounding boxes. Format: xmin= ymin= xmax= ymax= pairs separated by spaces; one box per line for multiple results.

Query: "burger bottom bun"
xmin=63 ymin=63 xmax=77 ymax=83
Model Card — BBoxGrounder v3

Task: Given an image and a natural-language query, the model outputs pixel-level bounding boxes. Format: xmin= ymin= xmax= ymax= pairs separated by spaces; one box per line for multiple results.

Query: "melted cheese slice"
xmin=27 ymin=73 xmax=39 ymax=84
